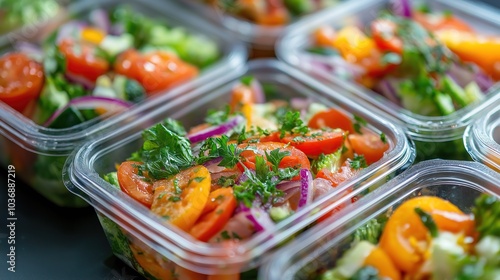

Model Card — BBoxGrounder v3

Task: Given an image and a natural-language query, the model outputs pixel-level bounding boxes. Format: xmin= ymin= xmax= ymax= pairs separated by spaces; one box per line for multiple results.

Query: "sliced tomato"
xmin=316 ymin=160 xmax=360 ymax=188
xmin=308 ymin=108 xmax=354 ymax=134
xmin=58 ymin=38 xmax=109 ymax=82
xmin=117 ymin=161 xmax=154 ymax=208
xmin=363 ymin=247 xmax=401 ymax=280
xmin=281 ymin=130 xmax=345 ymax=158
xmin=0 ymin=53 xmax=44 ymax=112
xmin=413 ymin=12 xmax=474 ymax=33
xmin=371 ymin=19 xmax=404 ymax=54
xmin=238 ymin=142 xmax=310 ymax=174
xmin=190 ymin=188 xmax=237 ymax=242
xmin=115 ymin=50 xmax=198 ymax=95
xmin=150 ymin=166 xmax=211 ymax=231
xmin=348 ymin=131 xmax=389 ymax=164
xmin=255 ymin=6 xmax=289 ymax=26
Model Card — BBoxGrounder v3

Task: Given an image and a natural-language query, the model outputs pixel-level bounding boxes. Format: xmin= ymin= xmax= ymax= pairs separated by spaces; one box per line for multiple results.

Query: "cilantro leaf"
xmin=279 ymin=111 xmax=309 ymax=138
xmin=133 ymin=119 xmax=193 ymax=179
xmin=350 ymin=155 xmax=368 ymax=170
xmin=196 ymin=135 xmax=243 ymax=169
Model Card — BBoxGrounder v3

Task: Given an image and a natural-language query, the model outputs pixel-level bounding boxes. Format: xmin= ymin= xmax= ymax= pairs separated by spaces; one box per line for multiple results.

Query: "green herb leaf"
xmin=350 ymin=155 xmax=368 ymax=170
xmin=279 ymin=111 xmax=309 ymax=138
xmin=353 ymin=115 xmax=368 ymax=134
xmin=414 ymin=207 xmax=438 ymax=237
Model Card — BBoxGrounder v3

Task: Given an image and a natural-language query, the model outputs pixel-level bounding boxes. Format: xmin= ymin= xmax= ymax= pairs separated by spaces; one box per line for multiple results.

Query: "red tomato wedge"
xmin=117 ymin=161 xmax=154 ymax=208
xmin=190 ymin=188 xmax=237 ymax=242
xmin=316 ymin=160 xmax=360 ymax=188
xmin=308 ymin=108 xmax=355 ymax=134
xmin=115 ymin=50 xmax=198 ymax=95
xmin=238 ymin=142 xmax=311 ymax=173
xmin=281 ymin=130 xmax=345 ymax=158
xmin=371 ymin=19 xmax=404 ymax=54
xmin=59 ymin=38 xmax=109 ymax=82
xmin=0 ymin=53 xmax=44 ymax=113
xmin=348 ymin=132 xmax=389 ymax=164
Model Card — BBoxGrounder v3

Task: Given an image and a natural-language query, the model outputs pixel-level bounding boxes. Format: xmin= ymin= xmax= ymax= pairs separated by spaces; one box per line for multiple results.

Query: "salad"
xmin=0 ymin=5 xmax=219 ymax=129
xmin=320 ymin=194 xmax=500 ymax=280
xmin=102 ymin=76 xmax=390 ymax=279
xmin=306 ymin=1 xmax=497 ymax=116
xmin=0 ymin=0 xmax=61 ymax=35
xmin=201 ymin=0 xmax=340 ymax=26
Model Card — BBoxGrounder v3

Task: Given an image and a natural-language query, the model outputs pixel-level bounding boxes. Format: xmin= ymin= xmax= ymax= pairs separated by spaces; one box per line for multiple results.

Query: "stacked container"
xmin=64 ymin=60 xmax=415 ymax=277
xmin=260 ymin=160 xmax=500 ymax=279
xmin=277 ymin=0 xmax=500 ymax=161
xmin=0 ymin=0 xmax=246 ymax=207
xmin=464 ymin=101 xmax=500 ymax=172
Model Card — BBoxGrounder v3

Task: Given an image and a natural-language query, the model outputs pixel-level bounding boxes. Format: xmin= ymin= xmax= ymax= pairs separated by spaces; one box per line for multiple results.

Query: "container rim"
xmin=259 ymin=159 xmax=500 ymax=279
xmin=64 ymin=59 xmax=416 ymax=274
xmin=0 ymin=0 xmax=247 ymax=155
xmin=464 ymin=103 xmax=500 ymax=171
xmin=277 ymin=0 xmax=500 ymax=142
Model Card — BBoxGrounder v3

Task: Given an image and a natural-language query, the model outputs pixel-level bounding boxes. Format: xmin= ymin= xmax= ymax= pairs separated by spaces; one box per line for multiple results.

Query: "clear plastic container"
xmin=0 ymin=0 xmax=246 ymax=207
xmin=464 ymin=101 xmax=500 ymax=172
xmin=176 ymin=0 xmax=346 ymax=51
xmin=277 ymin=0 xmax=500 ymax=161
xmin=63 ymin=59 xmax=415 ymax=277
xmin=260 ymin=159 xmax=500 ymax=279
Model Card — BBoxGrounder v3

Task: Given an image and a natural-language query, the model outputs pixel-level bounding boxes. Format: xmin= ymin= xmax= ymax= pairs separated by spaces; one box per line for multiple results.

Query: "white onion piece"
xmin=312 ymin=178 xmax=334 ymax=201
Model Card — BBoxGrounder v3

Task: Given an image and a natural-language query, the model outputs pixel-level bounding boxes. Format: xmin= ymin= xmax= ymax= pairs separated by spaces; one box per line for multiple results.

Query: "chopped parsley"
xmin=279 ymin=111 xmax=309 ymax=138
xmin=131 ymin=119 xmax=193 ymax=180
xmin=157 ymin=193 xmax=165 ymax=200
xmin=205 ymin=105 xmax=231 ymax=125
xmin=240 ymin=75 xmax=254 ymax=86
xmin=380 ymin=133 xmax=387 ymax=144
xmin=173 ymin=178 xmax=182 ymax=194
xmin=168 ymin=196 xmax=181 ymax=202
xmin=217 ymin=175 xmax=237 ymax=187
xmin=415 ymin=207 xmax=438 ymax=237
xmin=196 ymin=135 xmax=244 ymax=168
xmin=350 ymin=155 xmax=368 ymax=170
xmin=353 ymin=115 xmax=368 ymax=134
xmin=221 ymin=231 xmax=231 ymax=240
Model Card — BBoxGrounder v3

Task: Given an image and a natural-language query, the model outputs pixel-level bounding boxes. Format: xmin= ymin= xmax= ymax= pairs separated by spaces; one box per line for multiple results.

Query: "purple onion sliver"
xmin=391 ymin=0 xmax=412 ymax=17
xmin=245 ymin=207 xmax=275 ymax=233
xmin=188 ymin=115 xmax=244 ymax=144
xmin=475 ymin=72 xmax=494 ymax=92
xmin=297 ymin=169 xmax=313 ymax=209
xmin=89 ymin=9 xmax=110 ymax=33
xmin=376 ymin=79 xmax=401 ymax=105
xmin=277 ymin=180 xmax=301 ymax=192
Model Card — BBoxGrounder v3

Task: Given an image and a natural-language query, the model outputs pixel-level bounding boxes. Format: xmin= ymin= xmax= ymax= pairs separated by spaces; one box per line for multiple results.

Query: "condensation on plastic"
xmin=176 ymin=0 xmax=345 ymax=50
xmin=260 ymin=160 xmax=500 ymax=280
xmin=464 ymin=101 xmax=500 ymax=172
xmin=0 ymin=0 xmax=246 ymax=206
xmin=277 ymin=0 xmax=500 ymax=159
xmin=63 ymin=60 xmax=416 ymax=275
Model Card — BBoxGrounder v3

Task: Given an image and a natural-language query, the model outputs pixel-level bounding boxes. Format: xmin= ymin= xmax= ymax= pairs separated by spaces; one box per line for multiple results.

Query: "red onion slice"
xmin=312 ymin=178 xmax=333 ymax=201
xmin=43 ymin=96 xmax=133 ymax=127
xmin=65 ymin=72 xmax=96 ymax=90
xmin=243 ymin=206 xmax=275 ymax=233
xmin=89 ymin=9 xmax=110 ymax=33
xmin=188 ymin=115 xmax=245 ymax=144
xmin=391 ymin=0 xmax=412 ymax=18
xmin=298 ymin=169 xmax=313 ymax=209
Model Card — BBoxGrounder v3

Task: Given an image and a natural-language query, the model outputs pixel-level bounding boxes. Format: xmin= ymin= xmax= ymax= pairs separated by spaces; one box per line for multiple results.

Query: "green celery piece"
xmin=464 ymin=82 xmax=485 ymax=104
xmin=434 ymin=92 xmax=455 ymax=115
xmin=442 ymin=76 xmax=469 ymax=108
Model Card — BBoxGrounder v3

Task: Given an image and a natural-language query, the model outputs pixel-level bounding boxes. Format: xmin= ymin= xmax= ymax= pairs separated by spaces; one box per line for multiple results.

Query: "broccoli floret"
xmin=312 ymin=150 xmax=342 ymax=174
xmin=473 ymin=195 xmax=500 ymax=239
xmin=352 ymin=219 xmax=384 ymax=245
xmin=103 ymin=172 xmax=120 ymax=189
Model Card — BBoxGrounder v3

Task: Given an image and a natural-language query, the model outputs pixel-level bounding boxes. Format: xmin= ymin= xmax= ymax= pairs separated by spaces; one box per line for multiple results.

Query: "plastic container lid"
xmin=464 ymin=101 xmax=500 ymax=172
xmin=0 ymin=0 xmax=247 ymax=156
xmin=277 ymin=0 xmax=500 ymax=143
xmin=64 ymin=59 xmax=415 ymax=275
xmin=260 ymin=159 xmax=500 ymax=279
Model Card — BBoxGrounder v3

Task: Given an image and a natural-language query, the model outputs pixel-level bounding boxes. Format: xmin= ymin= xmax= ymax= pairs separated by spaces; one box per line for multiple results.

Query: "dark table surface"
xmin=1 ymin=1 xmax=500 ymax=279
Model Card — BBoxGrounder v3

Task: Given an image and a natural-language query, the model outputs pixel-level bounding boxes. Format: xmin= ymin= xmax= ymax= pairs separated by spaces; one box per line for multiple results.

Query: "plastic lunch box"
xmin=464 ymin=100 xmax=500 ymax=172
xmin=63 ymin=59 xmax=415 ymax=277
xmin=0 ymin=0 xmax=246 ymax=207
xmin=175 ymin=0 xmax=345 ymax=51
xmin=277 ymin=0 xmax=500 ymax=162
xmin=260 ymin=159 xmax=500 ymax=279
